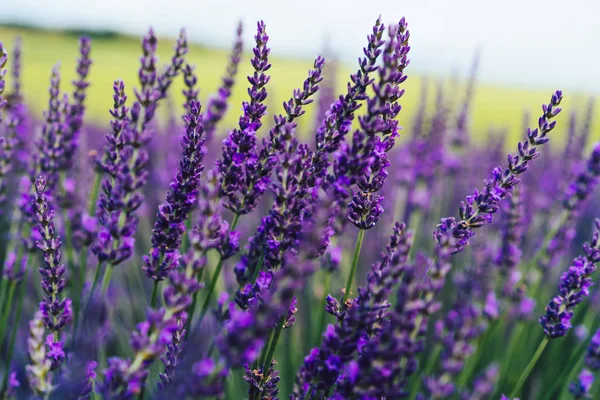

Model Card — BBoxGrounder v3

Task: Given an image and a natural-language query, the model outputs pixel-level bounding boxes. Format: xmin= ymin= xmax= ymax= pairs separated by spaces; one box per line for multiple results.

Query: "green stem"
xmin=314 ymin=271 xmax=332 ymax=347
xmin=88 ymin=174 xmax=102 ymax=215
xmin=150 ymin=281 xmax=159 ymax=308
xmin=342 ymin=229 xmax=365 ymax=304
xmin=0 ymin=280 xmax=25 ymax=397
xmin=72 ymin=249 xmax=89 ymax=339
xmin=249 ymin=254 xmax=265 ymax=285
xmin=181 ymin=213 xmax=194 ymax=254
xmin=510 ymin=337 xmax=549 ymax=399
xmin=494 ymin=322 xmax=525 ymax=397
xmin=262 ymin=314 xmax=286 ymax=374
xmin=101 ymin=263 xmax=114 ymax=296
xmin=184 ymin=266 xmax=205 ymax=340
xmin=62 ymin=208 xmax=76 ymax=281
xmin=197 ymin=257 xmax=224 ymax=324
xmin=0 ymin=282 xmax=16 ymax=346
xmin=82 ymin=262 xmax=103 ymax=320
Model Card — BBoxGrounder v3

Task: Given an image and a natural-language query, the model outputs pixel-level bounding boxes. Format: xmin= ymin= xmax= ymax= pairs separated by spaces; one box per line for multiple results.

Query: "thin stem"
xmin=0 ymin=282 xmax=16 ymax=346
xmin=72 ymin=249 xmax=89 ymax=339
xmin=262 ymin=314 xmax=286 ymax=375
xmin=510 ymin=337 xmax=549 ymax=399
xmin=82 ymin=262 xmax=103 ymax=320
xmin=342 ymin=229 xmax=365 ymax=304
xmin=150 ymin=280 xmax=159 ymax=308
xmin=88 ymin=174 xmax=102 ymax=215
xmin=0 ymin=280 xmax=25 ymax=397
xmin=314 ymin=271 xmax=332 ymax=347
xmin=197 ymin=257 xmax=224 ymax=324
xmin=494 ymin=322 xmax=525 ymax=397
xmin=101 ymin=263 xmax=114 ymax=296
xmin=184 ymin=266 xmax=205 ymax=340
xmin=62 ymin=208 xmax=76 ymax=282
xmin=181 ymin=213 xmax=194 ymax=254
xmin=196 ymin=213 xmax=241 ymax=327
xmin=249 ymin=254 xmax=265 ymax=285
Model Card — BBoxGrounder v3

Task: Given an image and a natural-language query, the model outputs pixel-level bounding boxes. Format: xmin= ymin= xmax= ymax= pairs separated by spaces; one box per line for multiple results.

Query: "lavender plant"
xmin=1 ymin=15 xmax=598 ymax=400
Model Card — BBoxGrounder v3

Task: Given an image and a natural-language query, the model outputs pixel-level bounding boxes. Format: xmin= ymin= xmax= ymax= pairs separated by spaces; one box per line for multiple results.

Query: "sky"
xmin=1 ymin=0 xmax=599 ymax=92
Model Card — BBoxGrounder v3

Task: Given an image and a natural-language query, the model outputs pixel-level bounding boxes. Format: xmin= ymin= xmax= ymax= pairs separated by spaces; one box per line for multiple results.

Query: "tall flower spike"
xmin=433 ymin=90 xmax=563 ymax=253
xmin=25 ymin=311 xmax=52 ymax=397
xmin=92 ymin=80 xmax=136 ymax=266
xmin=204 ymin=21 xmax=244 ymax=141
xmin=308 ymin=17 xmax=385 ymax=188
xmin=143 ymin=99 xmax=206 ymax=281
xmin=345 ymin=18 xmax=410 ymax=229
xmin=234 ymin=56 xmax=324 ymax=285
xmin=35 ymin=65 xmax=69 ymax=191
xmin=218 ymin=20 xmax=271 ymax=215
xmin=0 ymin=42 xmax=7 ymax=123
xmin=156 ymin=28 xmax=188 ymax=100
xmin=34 ymin=176 xmax=72 ymax=343
xmin=62 ymin=36 xmax=92 ymax=172
xmin=0 ymin=112 xmax=19 ymax=209
xmin=540 ymin=219 xmax=600 ymax=338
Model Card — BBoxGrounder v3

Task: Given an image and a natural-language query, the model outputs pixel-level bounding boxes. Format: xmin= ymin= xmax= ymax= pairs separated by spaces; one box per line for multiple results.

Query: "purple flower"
xmin=345 ymin=20 xmax=410 ymax=230
xmin=569 ymin=369 xmax=594 ymax=399
xmin=433 ymin=90 xmax=563 ymax=254
xmin=156 ymin=29 xmax=188 ymax=101
xmin=233 ymin=56 xmax=324 ymax=284
xmin=62 ymin=36 xmax=92 ymax=174
xmin=540 ymin=219 xmax=600 ymax=338
xmin=2 ymin=249 xmax=26 ymax=282
xmin=6 ymin=370 xmax=19 ymax=398
xmin=158 ymin=316 xmax=187 ymax=390
xmin=92 ymin=80 xmax=137 ymax=266
xmin=143 ymin=99 xmax=205 ymax=281
xmin=0 ymin=42 xmax=8 ymax=122
xmin=218 ymin=21 xmax=271 ymax=216
xmin=203 ymin=21 xmax=243 ymax=142
xmin=243 ymin=360 xmax=280 ymax=399
xmin=308 ymin=17 xmax=386 ymax=188
xmin=218 ymin=253 xmax=313 ymax=369
xmin=34 ymin=65 xmax=69 ymax=191
xmin=295 ymin=222 xmax=413 ymax=398
xmin=34 ymin=176 xmax=72 ymax=340
xmin=585 ymin=329 xmax=600 ymax=370
xmin=77 ymin=361 xmax=98 ymax=399
xmin=188 ymin=358 xmax=228 ymax=397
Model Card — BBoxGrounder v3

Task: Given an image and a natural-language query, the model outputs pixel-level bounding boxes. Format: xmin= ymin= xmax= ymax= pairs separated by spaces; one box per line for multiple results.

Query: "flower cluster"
xmin=540 ymin=219 xmax=600 ymax=338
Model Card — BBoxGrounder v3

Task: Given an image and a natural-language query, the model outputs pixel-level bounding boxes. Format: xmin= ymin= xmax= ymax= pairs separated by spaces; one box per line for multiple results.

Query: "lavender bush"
xmin=0 ymin=16 xmax=598 ymax=400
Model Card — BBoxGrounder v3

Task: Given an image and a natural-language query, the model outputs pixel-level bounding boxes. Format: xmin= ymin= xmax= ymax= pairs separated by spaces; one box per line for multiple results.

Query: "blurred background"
xmin=1 ymin=0 xmax=599 ymax=142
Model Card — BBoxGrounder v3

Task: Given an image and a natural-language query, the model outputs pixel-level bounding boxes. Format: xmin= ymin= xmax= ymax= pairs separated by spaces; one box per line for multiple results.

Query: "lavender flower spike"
xmin=204 ymin=21 xmax=244 ymax=141
xmin=585 ymin=329 xmax=600 ymax=370
xmin=434 ymin=90 xmax=563 ymax=254
xmin=25 ymin=311 xmax=52 ymax=397
xmin=218 ymin=20 xmax=271 ymax=215
xmin=143 ymin=99 xmax=206 ymax=281
xmin=569 ymin=369 xmax=594 ymax=399
xmin=34 ymin=176 xmax=72 ymax=341
xmin=347 ymin=19 xmax=410 ymax=229
xmin=540 ymin=219 xmax=600 ymax=338
xmin=63 ymin=36 xmax=92 ymax=171
xmin=0 ymin=42 xmax=7 ymax=123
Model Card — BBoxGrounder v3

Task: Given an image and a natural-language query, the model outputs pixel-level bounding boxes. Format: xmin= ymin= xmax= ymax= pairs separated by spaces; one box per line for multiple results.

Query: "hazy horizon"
xmin=1 ymin=0 xmax=599 ymax=93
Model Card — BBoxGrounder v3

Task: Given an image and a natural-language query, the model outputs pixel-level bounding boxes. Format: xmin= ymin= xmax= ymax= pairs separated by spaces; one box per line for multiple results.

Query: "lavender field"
xmin=0 ymin=15 xmax=599 ymax=400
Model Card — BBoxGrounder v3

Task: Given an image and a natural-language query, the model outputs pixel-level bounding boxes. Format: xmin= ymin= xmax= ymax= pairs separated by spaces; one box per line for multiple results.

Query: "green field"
xmin=0 ymin=26 xmax=598 ymax=145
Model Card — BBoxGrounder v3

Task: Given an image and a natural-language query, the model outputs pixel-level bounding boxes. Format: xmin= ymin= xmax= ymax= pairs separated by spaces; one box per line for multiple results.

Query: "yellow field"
xmin=0 ymin=26 xmax=598 ymax=146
